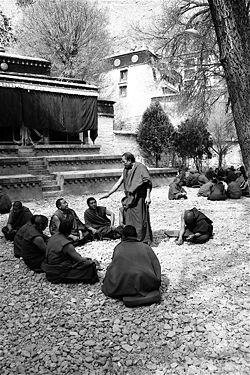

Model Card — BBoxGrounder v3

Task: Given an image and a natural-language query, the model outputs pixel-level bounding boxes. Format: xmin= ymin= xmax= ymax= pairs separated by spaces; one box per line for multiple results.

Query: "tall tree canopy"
xmin=0 ymin=9 xmax=15 ymax=47
xmin=140 ymin=0 xmax=250 ymax=177
xmin=16 ymin=0 xmax=111 ymax=83
xmin=137 ymin=101 xmax=174 ymax=167
xmin=173 ymin=118 xmax=212 ymax=171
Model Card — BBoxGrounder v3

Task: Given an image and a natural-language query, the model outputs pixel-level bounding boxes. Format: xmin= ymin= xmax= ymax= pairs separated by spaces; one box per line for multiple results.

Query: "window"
xmin=119 ymin=85 xmax=127 ymax=97
xmin=120 ymin=69 xmax=128 ymax=82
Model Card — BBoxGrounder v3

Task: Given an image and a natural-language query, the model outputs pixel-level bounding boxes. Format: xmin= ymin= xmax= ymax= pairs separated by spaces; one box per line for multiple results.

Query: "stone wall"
xmin=113 ymin=132 xmax=141 ymax=160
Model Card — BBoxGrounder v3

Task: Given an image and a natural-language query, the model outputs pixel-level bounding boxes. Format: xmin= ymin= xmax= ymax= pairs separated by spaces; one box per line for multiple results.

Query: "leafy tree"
xmin=16 ymin=0 xmax=35 ymax=6
xmin=138 ymin=0 xmax=250 ymax=182
xmin=209 ymin=111 xmax=236 ymax=168
xmin=137 ymin=101 xmax=174 ymax=167
xmin=0 ymin=10 xmax=15 ymax=47
xmin=16 ymin=0 xmax=111 ymax=83
xmin=173 ymin=118 xmax=213 ymax=171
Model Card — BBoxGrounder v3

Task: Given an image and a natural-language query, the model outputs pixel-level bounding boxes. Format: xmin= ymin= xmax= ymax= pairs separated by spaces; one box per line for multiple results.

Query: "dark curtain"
xmin=0 ymin=87 xmax=97 ymax=133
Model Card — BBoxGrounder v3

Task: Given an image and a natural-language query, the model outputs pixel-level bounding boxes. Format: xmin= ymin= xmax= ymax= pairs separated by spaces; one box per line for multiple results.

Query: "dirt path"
xmin=0 ymin=187 xmax=249 ymax=374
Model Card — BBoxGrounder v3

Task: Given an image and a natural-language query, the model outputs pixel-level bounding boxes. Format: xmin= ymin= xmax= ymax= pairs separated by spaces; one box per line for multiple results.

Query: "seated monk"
xmin=102 ymin=225 xmax=161 ymax=307
xmin=84 ymin=197 xmax=121 ymax=240
xmin=235 ymin=168 xmax=250 ymax=196
xmin=2 ymin=201 xmax=33 ymax=241
xmin=14 ymin=220 xmax=33 ymax=258
xmin=0 ymin=190 xmax=12 ymax=214
xmin=22 ymin=215 xmax=48 ymax=272
xmin=174 ymin=208 xmax=213 ymax=245
xmin=227 ymin=174 xmax=242 ymax=199
xmin=207 ymin=179 xmax=227 ymax=201
xmin=197 ymin=180 xmax=214 ymax=197
xmin=186 ymin=170 xmax=200 ymax=188
xmin=42 ymin=220 xmax=99 ymax=284
xmin=49 ymin=198 xmax=92 ymax=246
xmin=198 ymin=174 xmax=209 ymax=186
xmin=168 ymin=177 xmax=188 ymax=200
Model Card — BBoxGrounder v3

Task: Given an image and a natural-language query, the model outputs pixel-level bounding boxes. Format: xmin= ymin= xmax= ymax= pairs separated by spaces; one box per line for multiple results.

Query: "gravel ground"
xmin=0 ymin=187 xmax=249 ymax=375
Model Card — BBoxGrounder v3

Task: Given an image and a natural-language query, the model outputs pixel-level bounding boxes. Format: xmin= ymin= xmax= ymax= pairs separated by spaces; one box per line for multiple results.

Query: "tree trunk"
xmin=218 ymin=151 xmax=223 ymax=168
xmin=208 ymin=0 xmax=250 ymax=179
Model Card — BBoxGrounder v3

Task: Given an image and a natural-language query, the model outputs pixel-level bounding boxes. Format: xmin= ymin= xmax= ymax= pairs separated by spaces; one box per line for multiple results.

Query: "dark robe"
xmin=208 ymin=182 xmax=227 ymax=201
xmin=42 ymin=233 xmax=99 ymax=284
xmin=184 ymin=208 xmax=213 ymax=244
xmin=168 ymin=181 xmax=187 ymax=200
xmin=84 ymin=206 xmax=119 ymax=239
xmin=102 ymin=237 xmax=161 ymax=299
xmin=0 ymin=193 xmax=12 ymax=214
xmin=49 ymin=208 xmax=91 ymax=244
xmin=2 ymin=206 xmax=33 ymax=241
xmin=197 ymin=181 xmax=214 ymax=197
xmin=123 ymin=162 xmax=153 ymax=244
xmin=22 ymin=225 xmax=46 ymax=271
xmin=227 ymin=181 xmax=242 ymax=199
xmin=14 ymin=221 xmax=33 ymax=258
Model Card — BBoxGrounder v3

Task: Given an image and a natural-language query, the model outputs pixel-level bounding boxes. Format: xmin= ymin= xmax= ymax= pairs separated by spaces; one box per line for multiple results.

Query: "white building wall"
xmin=97 ymin=115 xmax=115 ymax=154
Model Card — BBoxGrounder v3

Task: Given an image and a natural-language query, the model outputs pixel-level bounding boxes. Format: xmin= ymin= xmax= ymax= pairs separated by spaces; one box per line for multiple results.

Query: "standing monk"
xmin=101 ymin=152 xmax=153 ymax=244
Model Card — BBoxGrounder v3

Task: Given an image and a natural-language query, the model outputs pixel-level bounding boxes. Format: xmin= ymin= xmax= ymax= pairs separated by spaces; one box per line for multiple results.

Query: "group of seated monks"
xmin=168 ymin=165 xmax=249 ymax=201
xmin=1 ymin=192 xmax=215 ymax=307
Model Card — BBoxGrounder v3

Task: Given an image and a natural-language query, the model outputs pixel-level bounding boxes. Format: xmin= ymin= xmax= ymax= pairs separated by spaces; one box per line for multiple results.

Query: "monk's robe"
xmin=22 ymin=225 xmax=46 ymax=271
xmin=123 ymin=162 xmax=153 ymax=244
xmin=198 ymin=174 xmax=209 ymax=185
xmin=0 ymin=193 xmax=12 ymax=214
xmin=14 ymin=221 xmax=33 ymax=258
xmin=50 ymin=208 xmax=91 ymax=244
xmin=227 ymin=181 xmax=242 ymax=199
xmin=2 ymin=206 xmax=33 ymax=241
xmin=42 ymin=233 xmax=99 ymax=284
xmin=208 ymin=182 xmax=227 ymax=201
xmin=168 ymin=181 xmax=187 ymax=200
xmin=102 ymin=237 xmax=161 ymax=299
xmin=235 ymin=174 xmax=250 ymax=196
xmin=84 ymin=206 xmax=118 ymax=239
xmin=184 ymin=207 xmax=213 ymax=244
xmin=197 ymin=181 xmax=214 ymax=197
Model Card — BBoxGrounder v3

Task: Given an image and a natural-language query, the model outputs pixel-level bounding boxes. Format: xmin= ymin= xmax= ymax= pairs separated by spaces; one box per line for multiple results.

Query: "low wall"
xmin=0 ymin=175 xmax=43 ymax=201
xmin=0 ymin=158 xmax=29 ymax=175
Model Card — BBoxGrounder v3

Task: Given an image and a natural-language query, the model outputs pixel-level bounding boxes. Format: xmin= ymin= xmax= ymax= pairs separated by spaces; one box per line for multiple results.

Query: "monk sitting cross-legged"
xmin=49 ymin=198 xmax=92 ymax=246
xmin=84 ymin=197 xmax=121 ymax=240
xmin=42 ymin=220 xmax=99 ymax=284
xmin=2 ymin=201 xmax=33 ymax=241
xmin=102 ymin=225 xmax=161 ymax=307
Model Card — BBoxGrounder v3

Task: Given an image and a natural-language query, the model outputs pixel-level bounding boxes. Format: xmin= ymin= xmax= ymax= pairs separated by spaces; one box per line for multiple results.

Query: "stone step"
xmin=43 ymin=190 xmax=63 ymax=199
xmin=41 ymin=180 xmax=58 ymax=186
xmin=30 ymin=170 xmax=50 ymax=174
xmin=42 ymin=185 xmax=61 ymax=192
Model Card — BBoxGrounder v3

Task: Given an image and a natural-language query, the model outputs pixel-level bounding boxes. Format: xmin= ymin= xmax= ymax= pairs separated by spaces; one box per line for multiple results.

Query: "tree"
xmin=0 ymin=10 xmax=15 ymax=47
xmin=207 ymin=0 xmax=250 ymax=178
xmin=16 ymin=0 xmax=111 ymax=83
xmin=208 ymin=111 xmax=236 ymax=167
xmin=173 ymin=118 xmax=213 ymax=171
xmin=138 ymin=0 xmax=250 ymax=180
xmin=16 ymin=0 xmax=35 ymax=6
xmin=137 ymin=101 xmax=174 ymax=167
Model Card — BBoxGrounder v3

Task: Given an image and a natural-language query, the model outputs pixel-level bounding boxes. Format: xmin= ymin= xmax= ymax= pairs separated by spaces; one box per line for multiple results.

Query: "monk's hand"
xmin=186 ymin=234 xmax=195 ymax=242
xmin=69 ymin=234 xmax=78 ymax=241
xmin=176 ymin=238 xmax=184 ymax=246
xmin=145 ymin=197 xmax=151 ymax=205
xmin=100 ymin=193 xmax=110 ymax=200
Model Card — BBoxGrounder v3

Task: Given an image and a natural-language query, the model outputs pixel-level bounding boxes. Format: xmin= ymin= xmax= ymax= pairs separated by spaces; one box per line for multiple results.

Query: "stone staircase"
xmin=28 ymin=158 xmax=63 ymax=198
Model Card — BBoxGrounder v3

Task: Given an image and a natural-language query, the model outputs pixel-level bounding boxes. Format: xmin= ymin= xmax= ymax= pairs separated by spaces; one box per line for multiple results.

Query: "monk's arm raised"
xmin=100 ymin=175 xmax=123 ymax=199
xmin=176 ymin=213 xmax=185 ymax=245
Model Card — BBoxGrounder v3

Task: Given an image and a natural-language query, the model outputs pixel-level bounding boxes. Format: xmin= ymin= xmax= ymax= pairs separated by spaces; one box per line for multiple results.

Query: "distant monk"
xmin=102 ymin=225 xmax=161 ymax=307
xmin=49 ymin=198 xmax=91 ymax=246
xmin=198 ymin=174 xmax=209 ymax=186
xmin=176 ymin=208 xmax=213 ymax=245
xmin=22 ymin=215 xmax=48 ymax=272
xmin=168 ymin=177 xmax=188 ymax=200
xmin=227 ymin=174 xmax=242 ymax=199
xmin=2 ymin=201 xmax=33 ymax=241
xmin=42 ymin=220 xmax=99 ymax=284
xmin=197 ymin=180 xmax=214 ymax=197
xmin=0 ymin=190 xmax=12 ymax=214
xmin=186 ymin=170 xmax=200 ymax=187
xmin=207 ymin=179 xmax=227 ymax=201
xmin=84 ymin=197 xmax=121 ymax=240
xmin=235 ymin=167 xmax=250 ymax=196
xmin=101 ymin=152 xmax=153 ymax=244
